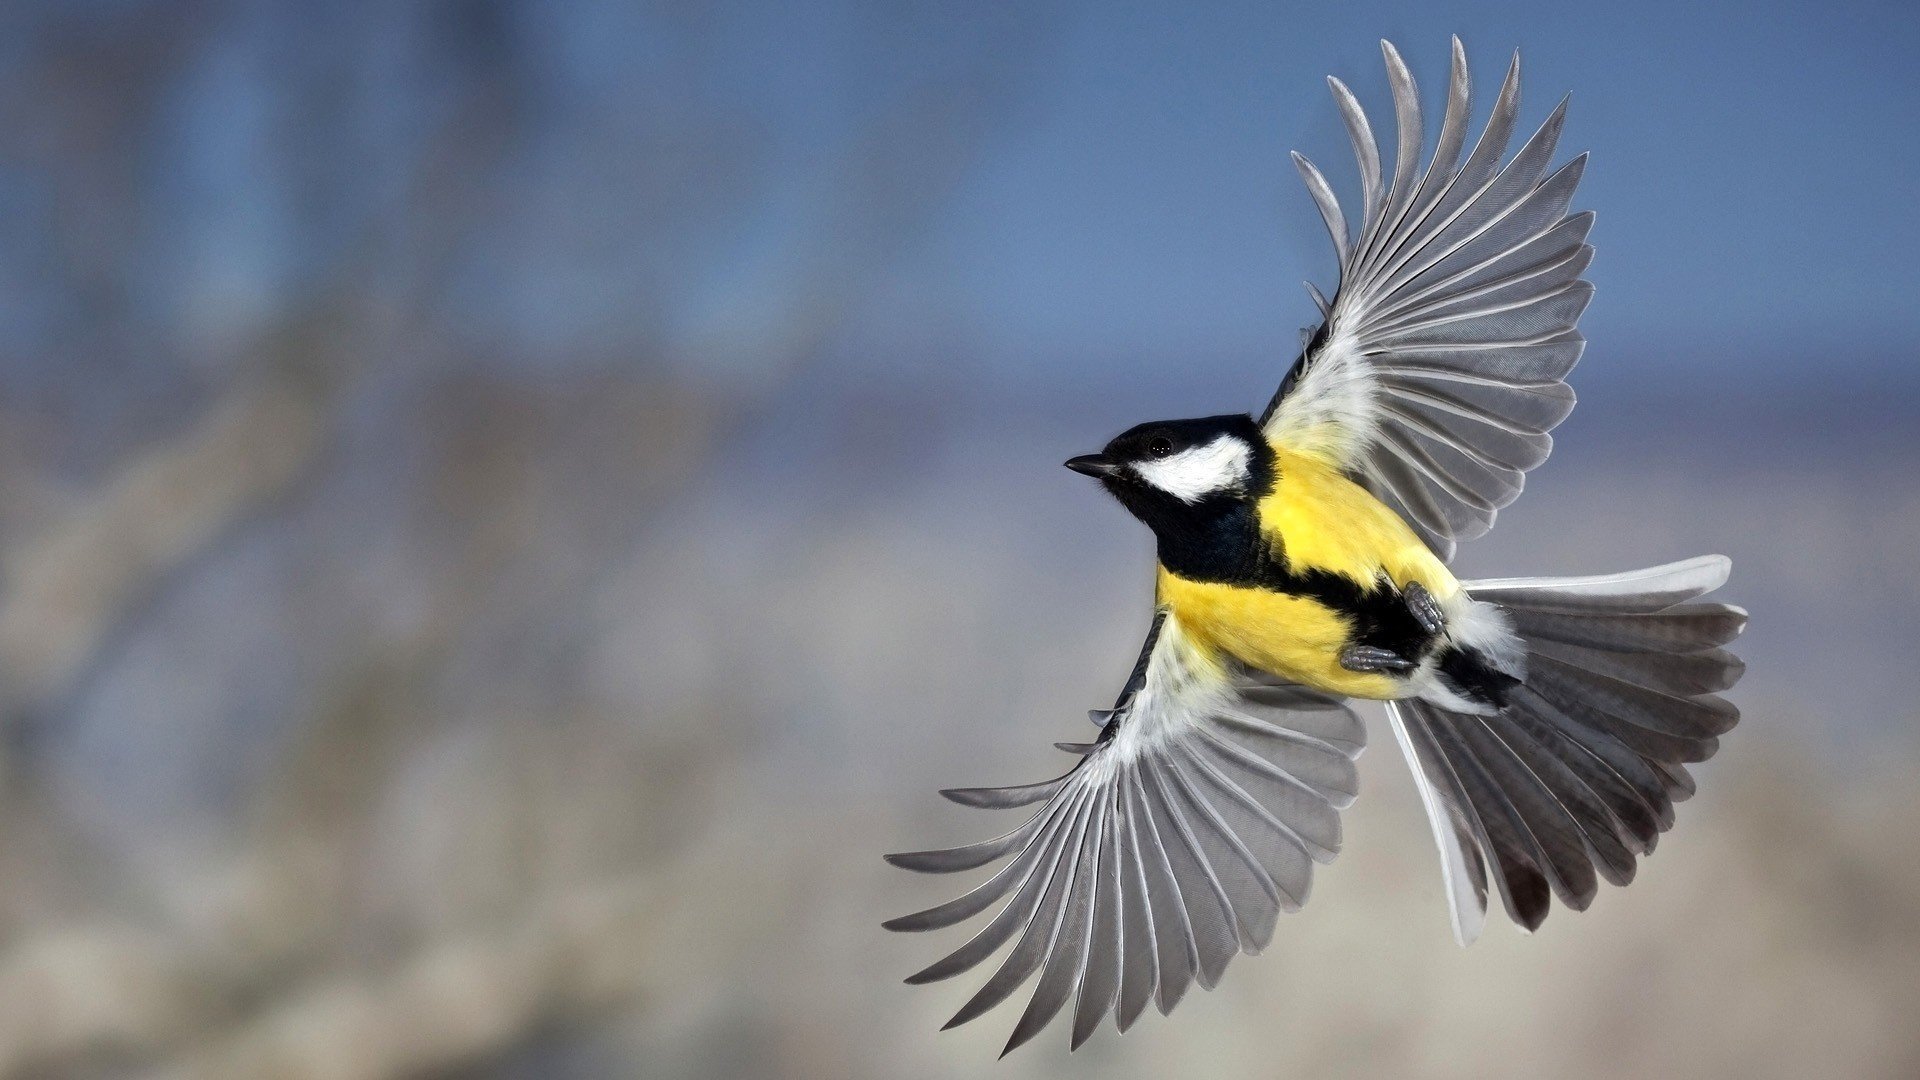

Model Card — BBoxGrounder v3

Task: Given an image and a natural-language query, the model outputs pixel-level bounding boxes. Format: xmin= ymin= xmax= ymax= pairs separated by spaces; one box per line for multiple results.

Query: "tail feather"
xmin=1391 ymin=555 xmax=1747 ymax=943
xmin=1508 ymin=603 xmax=1746 ymax=654
xmin=1463 ymin=554 xmax=1731 ymax=613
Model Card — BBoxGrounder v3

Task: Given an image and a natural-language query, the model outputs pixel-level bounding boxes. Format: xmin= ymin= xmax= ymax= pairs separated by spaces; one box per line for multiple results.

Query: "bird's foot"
xmin=1405 ymin=581 xmax=1446 ymax=636
xmin=1339 ymin=644 xmax=1418 ymax=675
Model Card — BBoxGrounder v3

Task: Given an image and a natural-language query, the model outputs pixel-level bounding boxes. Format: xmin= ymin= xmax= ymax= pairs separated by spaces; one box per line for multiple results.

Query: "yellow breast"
xmin=1156 ymin=568 xmax=1402 ymax=698
xmin=1256 ymin=443 xmax=1456 ymax=594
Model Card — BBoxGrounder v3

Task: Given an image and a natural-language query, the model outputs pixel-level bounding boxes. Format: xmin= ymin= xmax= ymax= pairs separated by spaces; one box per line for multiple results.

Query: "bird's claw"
xmin=1339 ymin=644 xmax=1417 ymax=675
xmin=1405 ymin=581 xmax=1446 ymax=636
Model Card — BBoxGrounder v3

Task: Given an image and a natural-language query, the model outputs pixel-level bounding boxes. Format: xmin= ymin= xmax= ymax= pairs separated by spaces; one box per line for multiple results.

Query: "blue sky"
xmin=865 ymin=0 xmax=1920 ymax=390
xmin=5 ymin=0 xmax=1914 ymax=412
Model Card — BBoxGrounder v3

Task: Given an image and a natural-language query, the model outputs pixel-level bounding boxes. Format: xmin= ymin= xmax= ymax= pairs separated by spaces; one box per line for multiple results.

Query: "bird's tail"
xmin=1387 ymin=555 xmax=1747 ymax=944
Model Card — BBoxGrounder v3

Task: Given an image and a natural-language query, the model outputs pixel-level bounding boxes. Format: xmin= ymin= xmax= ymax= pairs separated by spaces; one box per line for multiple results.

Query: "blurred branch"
xmin=146 ymin=875 xmax=665 ymax=1080
xmin=0 ymin=379 xmax=325 ymax=721
xmin=0 ymin=871 xmax=668 ymax=1080
xmin=0 ymin=4 xmax=1063 ymax=1078
xmin=0 ymin=924 xmax=214 ymax=1075
xmin=0 ymin=709 xmax=737 ymax=1079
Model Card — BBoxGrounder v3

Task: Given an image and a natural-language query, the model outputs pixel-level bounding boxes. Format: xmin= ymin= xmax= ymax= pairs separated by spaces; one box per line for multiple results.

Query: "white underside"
xmin=1405 ymin=591 xmax=1526 ymax=716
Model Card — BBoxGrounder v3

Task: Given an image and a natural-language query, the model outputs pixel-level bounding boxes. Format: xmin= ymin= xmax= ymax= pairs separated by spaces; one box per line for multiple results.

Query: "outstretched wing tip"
xmin=883 ymin=849 xmax=963 ymax=874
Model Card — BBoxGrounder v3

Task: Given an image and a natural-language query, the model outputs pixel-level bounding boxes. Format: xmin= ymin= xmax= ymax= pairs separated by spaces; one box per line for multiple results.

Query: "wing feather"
xmin=1265 ymin=40 xmax=1593 ymax=562
xmin=886 ymin=614 xmax=1363 ymax=1050
xmin=1328 ymin=77 xmax=1384 ymax=229
xmin=1069 ymin=785 xmax=1124 ymax=1048
xmin=1292 ymin=151 xmax=1350 ymax=268
xmin=1112 ymin=783 xmax=1160 ymax=1031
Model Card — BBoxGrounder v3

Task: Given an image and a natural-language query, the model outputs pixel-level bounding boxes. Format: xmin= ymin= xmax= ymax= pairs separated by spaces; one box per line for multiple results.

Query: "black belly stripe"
xmin=1284 ymin=566 xmax=1433 ymax=661
xmin=1153 ymin=499 xmax=1433 ymax=661
xmin=1148 ymin=486 xmax=1522 ymax=706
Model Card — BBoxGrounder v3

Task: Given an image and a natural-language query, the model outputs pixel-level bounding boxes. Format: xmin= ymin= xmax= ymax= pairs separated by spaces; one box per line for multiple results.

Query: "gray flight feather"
xmin=1292 ymin=152 xmax=1349 ymax=269
xmin=1486 ymin=711 xmax=1640 ymax=887
xmin=1467 ymin=554 xmax=1734 ymax=612
xmin=1510 ymin=604 xmax=1748 ymax=655
xmin=1112 ymin=782 xmax=1160 ymax=1032
xmin=1069 ymin=786 xmax=1123 ymax=1049
xmin=1374 ymin=42 xmax=1423 ymax=259
xmin=1305 ymin=280 xmax=1332 ymax=319
xmin=883 ymin=803 xmax=1056 ymax=875
xmin=999 ymin=803 xmax=1103 ymax=1056
xmin=941 ymin=774 xmax=1070 ymax=809
xmin=901 ymin=792 xmax=1090 ymax=985
xmin=1386 ymin=37 xmax=1472 ymax=257
xmin=1264 ymin=41 xmax=1594 ymax=563
xmin=940 ymin=800 xmax=1096 ymax=1031
xmin=1328 ymin=77 xmax=1384 ymax=228
xmin=886 ymin=615 xmax=1364 ymax=1051
xmin=1139 ymin=755 xmax=1239 ymax=989
xmin=884 ymin=795 xmax=1084 ymax=933
xmin=1125 ymin=770 xmax=1197 ymax=1016
xmin=1453 ymin=716 xmax=1599 ymax=909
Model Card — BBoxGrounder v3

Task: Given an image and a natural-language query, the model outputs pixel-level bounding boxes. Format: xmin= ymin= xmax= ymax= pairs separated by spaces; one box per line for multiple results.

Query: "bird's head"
xmin=1064 ymin=413 xmax=1275 ymax=533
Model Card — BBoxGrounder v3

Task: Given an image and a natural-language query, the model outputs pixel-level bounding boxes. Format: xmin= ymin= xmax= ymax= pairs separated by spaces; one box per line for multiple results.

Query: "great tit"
xmin=886 ymin=39 xmax=1746 ymax=1056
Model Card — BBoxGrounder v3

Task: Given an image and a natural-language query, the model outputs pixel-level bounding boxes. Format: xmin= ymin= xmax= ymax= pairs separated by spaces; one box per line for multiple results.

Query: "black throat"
xmin=1150 ymin=497 xmax=1269 ymax=585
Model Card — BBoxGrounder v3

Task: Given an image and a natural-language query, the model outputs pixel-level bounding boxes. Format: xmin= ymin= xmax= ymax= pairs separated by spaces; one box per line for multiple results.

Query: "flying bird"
xmin=885 ymin=39 xmax=1747 ymax=1055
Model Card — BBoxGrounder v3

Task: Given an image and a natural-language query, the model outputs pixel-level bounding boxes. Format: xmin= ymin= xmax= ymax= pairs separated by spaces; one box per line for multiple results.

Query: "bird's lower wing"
xmin=885 ymin=613 xmax=1364 ymax=1054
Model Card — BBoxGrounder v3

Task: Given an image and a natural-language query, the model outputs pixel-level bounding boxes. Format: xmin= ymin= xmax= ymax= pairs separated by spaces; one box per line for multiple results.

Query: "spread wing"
xmin=884 ymin=612 xmax=1364 ymax=1054
xmin=1261 ymin=39 xmax=1593 ymax=562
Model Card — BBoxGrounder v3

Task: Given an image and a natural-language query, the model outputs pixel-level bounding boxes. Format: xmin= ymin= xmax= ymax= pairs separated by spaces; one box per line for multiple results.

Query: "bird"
xmin=884 ymin=39 xmax=1747 ymax=1056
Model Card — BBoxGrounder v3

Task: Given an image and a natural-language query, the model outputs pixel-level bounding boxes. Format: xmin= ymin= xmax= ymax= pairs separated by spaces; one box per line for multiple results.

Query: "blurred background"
xmin=0 ymin=1 xmax=1916 ymax=1077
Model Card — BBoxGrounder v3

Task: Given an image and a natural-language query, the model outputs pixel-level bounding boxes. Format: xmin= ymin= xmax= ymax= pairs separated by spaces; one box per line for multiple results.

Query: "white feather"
xmin=1096 ymin=617 xmax=1221 ymax=775
xmin=1264 ymin=325 xmax=1381 ymax=463
xmin=1386 ymin=701 xmax=1488 ymax=946
xmin=1131 ymin=435 xmax=1252 ymax=504
xmin=1444 ymin=594 xmax=1527 ymax=679
xmin=1403 ymin=591 xmax=1525 ymax=714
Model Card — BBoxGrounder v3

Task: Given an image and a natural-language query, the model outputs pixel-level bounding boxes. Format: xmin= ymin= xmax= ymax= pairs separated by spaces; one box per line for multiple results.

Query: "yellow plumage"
xmin=1155 ymin=439 xmax=1460 ymax=699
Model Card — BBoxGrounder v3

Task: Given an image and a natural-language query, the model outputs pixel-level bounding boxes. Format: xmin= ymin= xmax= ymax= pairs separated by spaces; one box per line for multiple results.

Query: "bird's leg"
xmin=1341 ymin=583 xmax=1449 ymax=676
xmin=1338 ymin=644 xmax=1417 ymax=675
xmin=1404 ymin=581 xmax=1446 ymax=636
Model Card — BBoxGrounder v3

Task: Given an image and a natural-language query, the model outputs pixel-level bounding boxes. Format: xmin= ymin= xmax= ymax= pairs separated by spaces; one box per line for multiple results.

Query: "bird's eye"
xmin=1147 ymin=437 xmax=1174 ymax=458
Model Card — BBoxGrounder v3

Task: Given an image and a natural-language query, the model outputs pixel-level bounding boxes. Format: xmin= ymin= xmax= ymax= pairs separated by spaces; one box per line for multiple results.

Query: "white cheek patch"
xmin=1133 ymin=436 xmax=1252 ymax=503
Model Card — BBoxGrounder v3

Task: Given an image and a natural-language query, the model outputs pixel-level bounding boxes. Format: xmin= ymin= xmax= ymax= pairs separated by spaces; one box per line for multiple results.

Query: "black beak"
xmin=1064 ymin=453 xmax=1120 ymax=478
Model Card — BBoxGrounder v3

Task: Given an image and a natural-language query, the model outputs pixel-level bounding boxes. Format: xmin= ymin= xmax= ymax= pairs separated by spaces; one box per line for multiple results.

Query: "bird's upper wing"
xmin=1261 ymin=39 xmax=1593 ymax=562
xmin=884 ymin=612 xmax=1364 ymax=1055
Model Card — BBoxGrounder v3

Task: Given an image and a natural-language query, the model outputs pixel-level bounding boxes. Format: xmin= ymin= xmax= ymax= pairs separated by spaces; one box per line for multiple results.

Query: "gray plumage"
xmin=1387 ymin=556 xmax=1748 ymax=939
xmin=1264 ymin=37 xmax=1593 ymax=563
xmin=886 ymin=644 xmax=1362 ymax=1054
